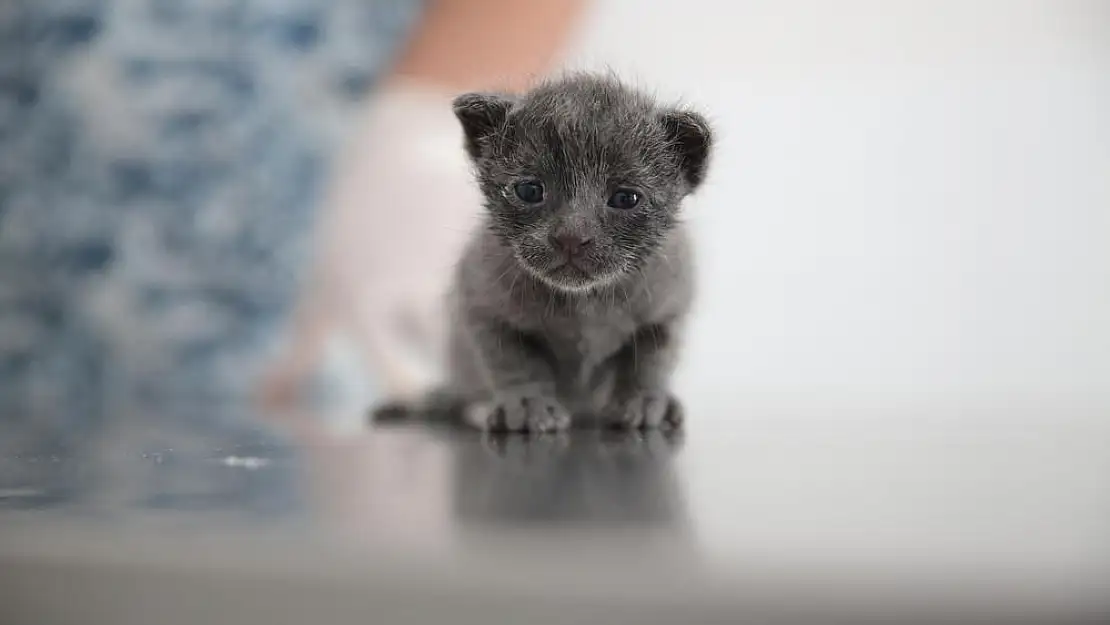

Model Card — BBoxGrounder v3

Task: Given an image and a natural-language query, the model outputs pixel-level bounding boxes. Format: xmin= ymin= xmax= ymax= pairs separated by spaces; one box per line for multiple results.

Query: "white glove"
xmin=262 ymin=79 xmax=480 ymax=408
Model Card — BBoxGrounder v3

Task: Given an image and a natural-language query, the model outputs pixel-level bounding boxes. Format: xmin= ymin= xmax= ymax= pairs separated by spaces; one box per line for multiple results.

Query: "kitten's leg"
xmin=604 ymin=322 xmax=685 ymax=430
xmin=462 ymin=317 xmax=571 ymax=433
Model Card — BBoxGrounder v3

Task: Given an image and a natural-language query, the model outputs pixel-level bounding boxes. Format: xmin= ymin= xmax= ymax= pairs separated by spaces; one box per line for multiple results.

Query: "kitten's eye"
xmin=513 ymin=180 xmax=545 ymax=204
xmin=607 ymin=188 xmax=641 ymax=210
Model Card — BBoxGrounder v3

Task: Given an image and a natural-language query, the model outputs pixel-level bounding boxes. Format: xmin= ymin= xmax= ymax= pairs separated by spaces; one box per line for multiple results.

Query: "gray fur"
xmin=377 ymin=74 xmax=712 ymax=432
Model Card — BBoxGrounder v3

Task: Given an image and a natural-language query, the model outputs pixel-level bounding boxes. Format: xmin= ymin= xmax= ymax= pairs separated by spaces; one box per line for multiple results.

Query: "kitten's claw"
xmin=482 ymin=393 xmax=572 ymax=433
xmin=607 ymin=390 xmax=684 ymax=430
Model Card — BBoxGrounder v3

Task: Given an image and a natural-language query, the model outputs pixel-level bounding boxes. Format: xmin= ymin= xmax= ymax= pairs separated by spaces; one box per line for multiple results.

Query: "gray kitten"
xmin=378 ymin=74 xmax=712 ymax=432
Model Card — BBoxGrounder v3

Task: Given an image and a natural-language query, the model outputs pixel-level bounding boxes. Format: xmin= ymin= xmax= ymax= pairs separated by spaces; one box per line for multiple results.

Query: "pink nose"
xmin=549 ymin=234 xmax=593 ymax=257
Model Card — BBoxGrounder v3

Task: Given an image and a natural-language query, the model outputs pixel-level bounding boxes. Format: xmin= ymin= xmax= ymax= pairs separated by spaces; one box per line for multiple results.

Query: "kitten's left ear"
xmin=660 ymin=110 xmax=713 ymax=189
xmin=453 ymin=93 xmax=514 ymax=159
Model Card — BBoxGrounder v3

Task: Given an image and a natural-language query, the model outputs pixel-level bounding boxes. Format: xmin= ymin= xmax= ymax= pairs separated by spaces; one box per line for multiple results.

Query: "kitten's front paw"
xmin=482 ymin=392 xmax=572 ymax=433
xmin=606 ymin=390 xmax=684 ymax=430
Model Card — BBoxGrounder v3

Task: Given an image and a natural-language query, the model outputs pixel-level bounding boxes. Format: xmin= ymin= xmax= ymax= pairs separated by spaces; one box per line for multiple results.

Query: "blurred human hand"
xmin=260 ymin=0 xmax=589 ymax=412
xmin=261 ymin=80 xmax=480 ymax=407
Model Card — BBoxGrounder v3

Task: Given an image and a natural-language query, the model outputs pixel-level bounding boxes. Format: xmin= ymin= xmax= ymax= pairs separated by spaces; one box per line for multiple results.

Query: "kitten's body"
xmin=378 ymin=74 xmax=712 ymax=432
xmin=447 ymin=224 xmax=693 ymax=426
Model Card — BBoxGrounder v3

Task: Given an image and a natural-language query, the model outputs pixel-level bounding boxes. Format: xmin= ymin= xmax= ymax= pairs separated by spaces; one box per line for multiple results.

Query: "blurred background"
xmin=1 ymin=1 xmax=1109 ymax=623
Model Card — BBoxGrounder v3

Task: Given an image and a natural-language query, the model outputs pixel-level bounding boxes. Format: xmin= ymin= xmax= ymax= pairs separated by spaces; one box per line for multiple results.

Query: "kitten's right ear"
xmin=452 ymin=93 xmax=514 ymax=159
xmin=660 ymin=109 xmax=713 ymax=190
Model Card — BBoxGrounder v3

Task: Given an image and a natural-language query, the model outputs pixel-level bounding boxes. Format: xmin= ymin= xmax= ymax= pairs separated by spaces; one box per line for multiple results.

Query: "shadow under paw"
xmin=479 ymin=393 xmax=572 ymax=433
xmin=605 ymin=390 xmax=684 ymax=431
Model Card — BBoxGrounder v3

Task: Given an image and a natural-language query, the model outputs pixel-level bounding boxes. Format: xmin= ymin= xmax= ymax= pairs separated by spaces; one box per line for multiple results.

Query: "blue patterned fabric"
xmin=0 ymin=0 xmax=423 ymax=516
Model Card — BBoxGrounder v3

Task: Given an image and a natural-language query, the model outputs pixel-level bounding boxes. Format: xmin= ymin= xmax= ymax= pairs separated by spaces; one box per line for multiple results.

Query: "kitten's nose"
xmin=549 ymin=233 xmax=593 ymax=257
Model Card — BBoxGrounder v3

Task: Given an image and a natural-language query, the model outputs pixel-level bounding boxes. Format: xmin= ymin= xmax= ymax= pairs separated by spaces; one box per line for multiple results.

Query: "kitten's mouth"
xmin=544 ymin=267 xmax=596 ymax=292
xmin=549 ymin=261 xmax=590 ymax=280
xmin=520 ymin=255 xmax=596 ymax=290
xmin=539 ymin=259 xmax=623 ymax=292
xmin=515 ymin=245 xmax=622 ymax=291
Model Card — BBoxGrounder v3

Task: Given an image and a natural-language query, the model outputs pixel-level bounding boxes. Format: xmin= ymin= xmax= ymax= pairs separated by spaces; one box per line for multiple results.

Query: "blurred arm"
xmin=387 ymin=0 xmax=589 ymax=91
xmin=262 ymin=1 xmax=589 ymax=408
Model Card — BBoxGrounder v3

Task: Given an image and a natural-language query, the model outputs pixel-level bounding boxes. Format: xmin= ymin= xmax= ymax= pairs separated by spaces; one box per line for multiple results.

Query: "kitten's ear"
xmin=452 ymin=93 xmax=514 ymax=159
xmin=660 ymin=110 xmax=713 ymax=189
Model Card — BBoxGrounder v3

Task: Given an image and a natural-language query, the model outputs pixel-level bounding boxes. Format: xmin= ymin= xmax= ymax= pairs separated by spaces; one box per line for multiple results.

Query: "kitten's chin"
xmin=541 ymin=271 xmax=599 ymax=293
xmin=532 ymin=262 xmax=623 ymax=293
xmin=512 ymin=247 xmax=626 ymax=293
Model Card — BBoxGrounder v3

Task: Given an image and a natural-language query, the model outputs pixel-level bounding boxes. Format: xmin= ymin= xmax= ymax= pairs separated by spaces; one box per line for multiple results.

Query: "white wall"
xmin=563 ymin=0 xmax=1110 ymax=416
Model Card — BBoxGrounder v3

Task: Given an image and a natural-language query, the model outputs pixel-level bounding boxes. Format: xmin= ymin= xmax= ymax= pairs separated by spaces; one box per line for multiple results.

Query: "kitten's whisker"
xmin=507 ymin=269 xmax=521 ymax=307
xmin=492 ymin=261 xmax=516 ymax=287
xmin=640 ymin=267 xmax=654 ymax=305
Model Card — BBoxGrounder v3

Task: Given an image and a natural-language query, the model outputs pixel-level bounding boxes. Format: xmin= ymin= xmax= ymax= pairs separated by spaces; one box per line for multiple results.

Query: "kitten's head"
xmin=453 ymin=74 xmax=712 ymax=292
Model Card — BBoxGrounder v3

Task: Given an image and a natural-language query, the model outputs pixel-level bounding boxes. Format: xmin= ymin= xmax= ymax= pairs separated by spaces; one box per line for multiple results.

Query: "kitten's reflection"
xmin=452 ymin=429 xmax=689 ymax=530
